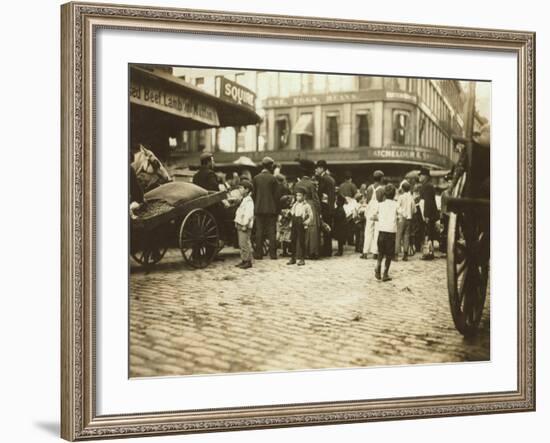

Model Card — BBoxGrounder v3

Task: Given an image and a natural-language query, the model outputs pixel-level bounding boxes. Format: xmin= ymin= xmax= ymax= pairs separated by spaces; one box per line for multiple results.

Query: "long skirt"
xmin=305 ymin=199 xmax=320 ymax=258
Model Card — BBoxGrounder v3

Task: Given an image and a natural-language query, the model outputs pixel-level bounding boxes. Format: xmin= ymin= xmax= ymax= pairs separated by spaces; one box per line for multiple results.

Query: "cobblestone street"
xmin=129 ymin=245 xmax=490 ymax=378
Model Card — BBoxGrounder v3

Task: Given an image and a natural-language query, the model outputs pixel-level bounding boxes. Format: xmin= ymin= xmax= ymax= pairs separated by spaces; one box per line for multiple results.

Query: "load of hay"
xmin=132 ymin=182 xmax=209 ymax=221
xmin=144 ymin=182 xmax=208 ymax=205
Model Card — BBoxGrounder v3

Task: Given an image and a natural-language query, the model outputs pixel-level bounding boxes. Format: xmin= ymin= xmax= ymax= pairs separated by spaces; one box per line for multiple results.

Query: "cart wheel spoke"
xmin=447 ymin=207 xmax=489 ymax=336
xmin=179 ymin=208 xmax=219 ymax=269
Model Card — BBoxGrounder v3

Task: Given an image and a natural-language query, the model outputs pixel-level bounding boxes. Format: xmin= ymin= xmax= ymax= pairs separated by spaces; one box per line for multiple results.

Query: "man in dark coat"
xmin=192 ymin=152 xmax=218 ymax=191
xmin=315 ymin=160 xmax=336 ymax=257
xmin=338 ymin=171 xmax=358 ymax=198
xmin=419 ymin=167 xmax=438 ymax=260
xmin=192 ymin=152 xmax=226 ymax=246
xmin=252 ymin=156 xmax=280 ymax=259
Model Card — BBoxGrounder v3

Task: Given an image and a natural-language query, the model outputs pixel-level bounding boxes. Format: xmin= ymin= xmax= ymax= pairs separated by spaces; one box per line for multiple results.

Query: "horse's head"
xmin=132 ymin=145 xmax=172 ymax=192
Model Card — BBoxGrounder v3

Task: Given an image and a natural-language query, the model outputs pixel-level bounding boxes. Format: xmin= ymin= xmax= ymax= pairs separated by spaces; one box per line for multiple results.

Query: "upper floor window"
xmin=293 ymin=113 xmax=314 ymax=151
xmin=393 ymin=110 xmax=410 ymax=145
xmin=195 ymin=77 xmax=204 ymax=88
xmin=326 ymin=114 xmax=339 ymax=148
xmin=357 ymin=113 xmax=370 ymax=147
xmin=275 ymin=114 xmax=290 ymax=150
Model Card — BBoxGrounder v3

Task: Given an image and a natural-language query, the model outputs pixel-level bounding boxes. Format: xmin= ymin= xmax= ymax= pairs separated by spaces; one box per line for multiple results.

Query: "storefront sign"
xmin=130 ymin=80 xmax=220 ymax=126
xmin=192 ymin=146 xmax=450 ymax=169
xmin=264 ymin=90 xmax=419 ymax=108
xmin=219 ymin=77 xmax=256 ymax=111
xmin=368 ymin=147 xmax=450 ymax=167
xmin=386 ymin=91 xmax=417 ymax=103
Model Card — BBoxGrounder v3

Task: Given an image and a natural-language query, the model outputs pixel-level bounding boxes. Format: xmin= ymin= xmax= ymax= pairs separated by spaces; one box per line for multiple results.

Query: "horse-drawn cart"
xmin=445 ymin=82 xmax=490 ymax=337
xmin=131 ymin=183 xmax=227 ymax=269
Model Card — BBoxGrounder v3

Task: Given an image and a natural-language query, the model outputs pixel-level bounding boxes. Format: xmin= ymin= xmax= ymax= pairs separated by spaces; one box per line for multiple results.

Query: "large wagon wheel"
xmin=131 ymin=230 xmax=168 ymax=266
xmin=178 ymin=208 xmax=219 ymax=269
xmin=446 ymin=174 xmax=489 ymax=336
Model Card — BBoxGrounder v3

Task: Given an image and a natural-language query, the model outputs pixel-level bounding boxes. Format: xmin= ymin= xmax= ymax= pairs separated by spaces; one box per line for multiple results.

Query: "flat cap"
xmin=261 ymin=156 xmax=275 ymax=166
xmin=373 ymin=170 xmax=385 ymax=179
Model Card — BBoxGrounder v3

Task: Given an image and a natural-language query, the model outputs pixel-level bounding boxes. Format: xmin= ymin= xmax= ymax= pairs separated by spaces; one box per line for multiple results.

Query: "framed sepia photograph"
xmin=61 ymin=2 xmax=536 ymax=441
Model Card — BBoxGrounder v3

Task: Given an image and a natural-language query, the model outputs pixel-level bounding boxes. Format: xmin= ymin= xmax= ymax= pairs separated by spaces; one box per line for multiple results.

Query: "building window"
xmin=358 ymin=76 xmax=373 ymax=90
xmin=195 ymin=77 xmax=204 ymax=88
xmin=419 ymin=114 xmax=427 ymax=145
xmin=357 ymin=113 xmax=370 ymax=147
xmin=293 ymin=113 xmax=314 ymax=151
xmin=326 ymin=114 xmax=339 ymax=148
xmin=275 ymin=114 xmax=290 ymax=150
xmin=393 ymin=111 xmax=410 ymax=145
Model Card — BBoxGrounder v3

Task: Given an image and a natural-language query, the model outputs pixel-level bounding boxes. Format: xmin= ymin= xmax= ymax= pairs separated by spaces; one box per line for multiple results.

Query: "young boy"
xmin=395 ymin=180 xmax=415 ymax=261
xmin=373 ymin=184 xmax=399 ymax=281
xmin=277 ymin=194 xmax=294 ymax=257
xmin=234 ymin=181 xmax=255 ymax=269
xmin=333 ymin=193 xmax=348 ymax=256
xmin=287 ymin=190 xmax=313 ymax=266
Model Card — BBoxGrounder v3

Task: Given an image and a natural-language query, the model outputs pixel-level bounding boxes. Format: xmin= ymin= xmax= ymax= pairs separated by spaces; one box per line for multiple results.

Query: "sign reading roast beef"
xmin=130 ymin=79 xmax=220 ymax=127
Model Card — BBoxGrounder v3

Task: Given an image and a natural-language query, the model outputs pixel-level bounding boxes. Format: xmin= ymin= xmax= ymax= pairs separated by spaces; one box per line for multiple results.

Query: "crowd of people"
xmin=193 ymin=152 xmax=448 ymax=282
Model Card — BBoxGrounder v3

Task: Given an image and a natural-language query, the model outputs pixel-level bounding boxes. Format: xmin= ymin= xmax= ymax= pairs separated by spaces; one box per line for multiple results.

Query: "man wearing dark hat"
xmin=192 ymin=152 xmax=218 ymax=191
xmin=252 ymin=156 xmax=280 ymax=259
xmin=419 ymin=167 xmax=438 ymax=260
xmin=338 ymin=171 xmax=358 ymax=199
xmin=295 ymin=159 xmax=321 ymax=259
xmin=315 ymin=160 xmax=336 ymax=257
xmin=193 ymin=152 xmax=227 ymax=253
xmin=192 ymin=152 xmax=226 ymax=253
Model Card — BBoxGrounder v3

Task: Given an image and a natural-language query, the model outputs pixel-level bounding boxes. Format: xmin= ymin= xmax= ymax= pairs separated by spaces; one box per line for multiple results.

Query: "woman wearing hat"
xmin=295 ymin=159 xmax=321 ymax=259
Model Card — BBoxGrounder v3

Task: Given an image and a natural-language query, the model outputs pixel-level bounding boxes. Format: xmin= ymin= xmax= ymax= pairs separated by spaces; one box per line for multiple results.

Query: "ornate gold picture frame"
xmin=61 ymin=2 xmax=535 ymax=440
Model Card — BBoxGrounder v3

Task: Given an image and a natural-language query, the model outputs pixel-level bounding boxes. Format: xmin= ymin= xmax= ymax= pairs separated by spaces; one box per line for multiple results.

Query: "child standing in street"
xmin=277 ymin=194 xmax=294 ymax=257
xmin=333 ymin=193 xmax=348 ymax=256
xmin=373 ymin=184 xmax=399 ymax=281
xmin=287 ymin=190 xmax=313 ymax=266
xmin=234 ymin=181 xmax=255 ymax=269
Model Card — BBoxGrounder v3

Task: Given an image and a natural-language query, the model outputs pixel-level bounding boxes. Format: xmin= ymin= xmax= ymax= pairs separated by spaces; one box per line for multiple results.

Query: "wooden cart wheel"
xmin=446 ymin=174 xmax=489 ymax=336
xmin=178 ymin=208 xmax=219 ymax=269
xmin=131 ymin=237 xmax=168 ymax=266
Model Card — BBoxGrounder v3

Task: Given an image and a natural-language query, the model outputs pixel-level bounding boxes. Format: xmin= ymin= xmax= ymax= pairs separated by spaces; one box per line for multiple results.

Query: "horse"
xmin=131 ymin=144 xmax=172 ymax=192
